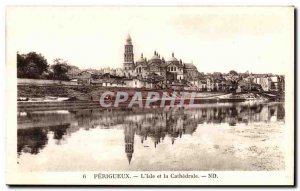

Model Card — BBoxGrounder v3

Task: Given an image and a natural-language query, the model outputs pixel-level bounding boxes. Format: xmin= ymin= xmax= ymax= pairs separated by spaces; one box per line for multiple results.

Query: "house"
xmin=237 ymin=81 xmax=249 ymax=92
xmin=206 ymin=77 xmax=214 ymax=91
xmin=199 ymin=79 xmax=207 ymax=91
xmin=66 ymin=65 xmax=81 ymax=79
xmin=189 ymin=79 xmax=201 ymax=89
xmin=101 ymin=78 xmax=125 ymax=87
xmin=95 ymin=73 xmax=126 ymax=87
xmin=213 ymin=78 xmax=223 ymax=91
xmin=278 ymin=75 xmax=285 ymax=92
xmin=269 ymin=76 xmax=279 ymax=91
xmin=253 ymin=77 xmax=270 ymax=91
xmin=99 ymin=67 xmax=116 ymax=76
xmin=76 ymin=71 xmax=95 ymax=85
xmin=115 ymin=68 xmax=125 ymax=77
xmin=124 ymin=78 xmax=145 ymax=88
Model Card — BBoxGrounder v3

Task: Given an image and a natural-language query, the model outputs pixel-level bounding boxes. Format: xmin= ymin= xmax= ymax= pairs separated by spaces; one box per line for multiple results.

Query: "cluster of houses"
xmin=67 ymin=67 xmax=284 ymax=92
xmin=66 ymin=34 xmax=285 ymax=92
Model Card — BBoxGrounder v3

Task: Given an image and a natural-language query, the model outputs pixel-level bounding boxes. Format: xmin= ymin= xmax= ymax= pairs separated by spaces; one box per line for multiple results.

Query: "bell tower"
xmin=123 ymin=34 xmax=134 ymax=71
xmin=124 ymin=125 xmax=135 ymax=164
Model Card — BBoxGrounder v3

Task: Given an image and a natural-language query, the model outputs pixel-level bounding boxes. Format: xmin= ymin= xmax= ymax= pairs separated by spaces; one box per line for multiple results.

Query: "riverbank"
xmin=18 ymin=84 xmax=228 ymax=101
xmin=18 ymin=84 xmax=283 ymax=100
xmin=17 ymin=85 xmax=283 ymax=111
xmin=18 ymin=98 xmax=250 ymax=112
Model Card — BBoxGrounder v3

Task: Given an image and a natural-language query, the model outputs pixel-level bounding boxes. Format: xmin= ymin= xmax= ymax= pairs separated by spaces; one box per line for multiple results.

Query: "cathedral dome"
xmin=136 ymin=53 xmax=146 ymax=63
xmin=150 ymin=51 xmax=161 ymax=61
xmin=168 ymin=52 xmax=179 ymax=62
xmin=136 ymin=57 xmax=145 ymax=63
xmin=184 ymin=63 xmax=197 ymax=69
xmin=151 ymin=55 xmax=160 ymax=60
xmin=168 ymin=57 xmax=178 ymax=62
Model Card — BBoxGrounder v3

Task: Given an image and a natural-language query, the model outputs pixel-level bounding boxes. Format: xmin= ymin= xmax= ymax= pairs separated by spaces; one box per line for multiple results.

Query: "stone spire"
xmin=126 ymin=153 xmax=133 ymax=164
xmin=126 ymin=33 xmax=132 ymax=45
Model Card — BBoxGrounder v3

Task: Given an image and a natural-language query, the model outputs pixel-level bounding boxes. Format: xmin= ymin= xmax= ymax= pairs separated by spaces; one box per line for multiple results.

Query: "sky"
xmin=7 ymin=6 xmax=293 ymax=74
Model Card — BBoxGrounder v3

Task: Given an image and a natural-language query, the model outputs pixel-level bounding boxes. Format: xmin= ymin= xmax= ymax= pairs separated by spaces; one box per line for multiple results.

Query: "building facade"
xmin=122 ymin=34 xmax=199 ymax=86
xmin=123 ymin=34 xmax=135 ymax=77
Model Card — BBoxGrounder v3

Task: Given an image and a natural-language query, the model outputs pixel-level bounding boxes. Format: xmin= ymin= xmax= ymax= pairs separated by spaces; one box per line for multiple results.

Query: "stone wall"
xmin=18 ymin=78 xmax=78 ymax=86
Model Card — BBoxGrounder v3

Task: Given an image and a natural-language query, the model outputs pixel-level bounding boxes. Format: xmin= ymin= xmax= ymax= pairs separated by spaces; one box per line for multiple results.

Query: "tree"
xmin=17 ymin=53 xmax=27 ymax=78
xmin=229 ymin=70 xmax=238 ymax=76
xmin=51 ymin=58 xmax=71 ymax=81
xmin=17 ymin=52 xmax=49 ymax=79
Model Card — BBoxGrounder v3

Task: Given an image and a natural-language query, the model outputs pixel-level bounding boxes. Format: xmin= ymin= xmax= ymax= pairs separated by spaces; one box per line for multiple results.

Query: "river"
xmin=17 ymin=101 xmax=285 ymax=171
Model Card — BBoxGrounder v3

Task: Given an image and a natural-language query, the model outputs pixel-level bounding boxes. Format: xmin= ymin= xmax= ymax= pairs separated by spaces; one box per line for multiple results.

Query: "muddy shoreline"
xmin=17 ymin=99 xmax=247 ymax=112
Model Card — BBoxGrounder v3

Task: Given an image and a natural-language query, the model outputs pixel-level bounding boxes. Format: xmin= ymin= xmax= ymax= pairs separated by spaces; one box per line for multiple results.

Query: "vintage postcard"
xmin=6 ymin=6 xmax=294 ymax=186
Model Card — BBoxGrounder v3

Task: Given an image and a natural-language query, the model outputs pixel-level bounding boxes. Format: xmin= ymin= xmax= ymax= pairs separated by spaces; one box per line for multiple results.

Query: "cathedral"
xmin=123 ymin=34 xmax=199 ymax=84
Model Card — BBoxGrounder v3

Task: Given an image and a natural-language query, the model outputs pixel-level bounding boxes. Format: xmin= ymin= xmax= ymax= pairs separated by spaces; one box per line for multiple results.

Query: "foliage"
xmin=51 ymin=58 xmax=72 ymax=81
xmin=229 ymin=70 xmax=238 ymax=76
xmin=17 ymin=52 xmax=74 ymax=81
xmin=227 ymin=70 xmax=242 ymax=91
xmin=17 ymin=52 xmax=49 ymax=79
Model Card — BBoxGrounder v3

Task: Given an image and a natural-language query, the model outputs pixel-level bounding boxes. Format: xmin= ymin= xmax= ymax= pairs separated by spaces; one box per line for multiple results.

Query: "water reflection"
xmin=17 ymin=102 xmax=285 ymax=166
xmin=17 ymin=124 xmax=70 ymax=155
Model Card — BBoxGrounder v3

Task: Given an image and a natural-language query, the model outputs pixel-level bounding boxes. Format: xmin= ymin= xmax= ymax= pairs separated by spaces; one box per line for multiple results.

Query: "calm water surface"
xmin=17 ymin=102 xmax=285 ymax=171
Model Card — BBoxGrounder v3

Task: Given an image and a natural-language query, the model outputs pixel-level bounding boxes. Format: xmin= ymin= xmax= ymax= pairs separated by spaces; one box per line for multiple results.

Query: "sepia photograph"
xmin=5 ymin=6 xmax=294 ymax=186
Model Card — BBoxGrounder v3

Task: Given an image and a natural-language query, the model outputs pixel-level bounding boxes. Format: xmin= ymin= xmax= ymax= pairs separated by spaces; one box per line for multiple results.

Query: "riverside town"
xmin=17 ymin=34 xmax=286 ymax=171
xmin=17 ymin=34 xmax=284 ymax=106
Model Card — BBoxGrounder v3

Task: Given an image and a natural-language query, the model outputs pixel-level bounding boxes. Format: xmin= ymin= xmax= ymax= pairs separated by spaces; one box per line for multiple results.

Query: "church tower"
xmin=123 ymin=34 xmax=134 ymax=71
xmin=124 ymin=124 xmax=135 ymax=164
